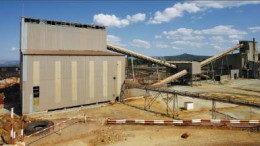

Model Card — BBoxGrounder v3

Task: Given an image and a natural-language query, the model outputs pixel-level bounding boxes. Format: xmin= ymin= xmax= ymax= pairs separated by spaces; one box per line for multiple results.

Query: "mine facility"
xmin=0 ymin=17 xmax=259 ymax=145
xmin=20 ymin=17 xmax=125 ymax=114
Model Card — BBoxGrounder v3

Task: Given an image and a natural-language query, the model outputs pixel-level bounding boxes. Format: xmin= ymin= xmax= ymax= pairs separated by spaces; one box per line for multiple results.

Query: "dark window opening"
xmin=33 ymin=86 xmax=40 ymax=98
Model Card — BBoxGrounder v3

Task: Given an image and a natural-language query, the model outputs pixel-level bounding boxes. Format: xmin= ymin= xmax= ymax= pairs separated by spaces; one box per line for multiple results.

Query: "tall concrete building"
xmin=20 ymin=18 xmax=125 ymax=114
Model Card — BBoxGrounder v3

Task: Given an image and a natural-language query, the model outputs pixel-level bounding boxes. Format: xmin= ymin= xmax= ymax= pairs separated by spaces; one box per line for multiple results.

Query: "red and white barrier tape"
xmin=107 ymin=119 xmax=260 ymax=125
xmin=26 ymin=114 xmax=84 ymax=138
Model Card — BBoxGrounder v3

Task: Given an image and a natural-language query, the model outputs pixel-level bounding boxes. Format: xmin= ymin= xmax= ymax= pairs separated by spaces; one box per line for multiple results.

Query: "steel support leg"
xmin=144 ymin=90 xmax=148 ymax=110
xmin=166 ymin=94 xmax=169 ymax=115
xmin=173 ymin=94 xmax=179 ymax=118
xmin=212 ymin=99 xmax=216 ymax=119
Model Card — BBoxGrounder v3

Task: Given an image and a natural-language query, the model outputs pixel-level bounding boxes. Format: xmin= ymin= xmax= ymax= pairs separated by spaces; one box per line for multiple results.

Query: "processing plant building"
xmin=207 ymin=40 xmax=259 ymax=79
xmin=20 ymin=18 xmax=125 ymax=114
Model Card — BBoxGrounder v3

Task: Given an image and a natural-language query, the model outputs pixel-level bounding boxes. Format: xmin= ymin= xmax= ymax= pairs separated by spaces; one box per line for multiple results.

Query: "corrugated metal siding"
xmin=26 ymin=23 xmax=106 ymax=51
xmin=55 ymin=61 xmax=61 ymax=103
xmin=116 ymin=61 xmax=122 ymax=95
xmin=22 ymin=55 xmax=125 ymax=114
xmin=71 ymin=61 xmax=78 ymax=101
xmin=21 ymin=20 xmax=28 ymax=50
xmin=89 ymin=61 xmax=95 ymax=99
xmin=32 ymin=61 xmax=40 ymax=86
xmin=103 ymin=61 xmax=108 ymax=99
xmin=21 ymin=18 xmax=125 ymax=114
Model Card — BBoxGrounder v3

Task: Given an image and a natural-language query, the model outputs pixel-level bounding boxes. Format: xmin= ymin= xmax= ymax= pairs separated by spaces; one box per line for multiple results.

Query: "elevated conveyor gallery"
xmin=107 ymin=44 xmax=176 ymax=69
xmin=109 ymin=43 xmax=260 ymax=108
xmin=200 ymin=44 xmax=244 ymax=67
xmin=107 ymin=44 xmax=188 ymax=88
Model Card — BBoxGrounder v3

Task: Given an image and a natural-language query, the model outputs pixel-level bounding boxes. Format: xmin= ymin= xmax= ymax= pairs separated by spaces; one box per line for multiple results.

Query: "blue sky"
xmin=0 ymin=1 xmax=260 ymax=60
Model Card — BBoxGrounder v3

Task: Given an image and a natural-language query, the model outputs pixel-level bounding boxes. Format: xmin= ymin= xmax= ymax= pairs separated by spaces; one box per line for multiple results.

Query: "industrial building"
xmin=20 ymin=18 xmax=125 ymax=114
xmin=203 ymin=39 xmax=259 ymax=79
xmin=19 ymin=17 xmax=259 ymax=114
xmin=168 ymin=61 xmax=201 ymax=84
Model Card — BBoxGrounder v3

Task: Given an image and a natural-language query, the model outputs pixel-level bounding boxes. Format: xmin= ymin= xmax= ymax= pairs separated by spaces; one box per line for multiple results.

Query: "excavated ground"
xmin=25 ymin=102 xmax=260 ymax=146
xmin=1 ymin=79 xmax=259 ymax=145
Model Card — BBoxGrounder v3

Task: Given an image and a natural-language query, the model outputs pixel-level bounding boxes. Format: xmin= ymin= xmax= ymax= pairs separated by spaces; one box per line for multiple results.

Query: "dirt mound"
xmin=0 ymin=114 xmax=35 ymax=144
xmin=0 ymin=77 xmax=19 ymax=90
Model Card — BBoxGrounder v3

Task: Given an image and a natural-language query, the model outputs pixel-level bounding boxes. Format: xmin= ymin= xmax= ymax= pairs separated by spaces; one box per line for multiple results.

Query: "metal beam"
xmin=134 ymin=87 xmax=260 ymax=108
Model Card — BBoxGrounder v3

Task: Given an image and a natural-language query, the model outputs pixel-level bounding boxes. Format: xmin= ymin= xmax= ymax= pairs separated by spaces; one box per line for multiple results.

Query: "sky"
xmin=0 ymin=0 xmax=260 ymax=60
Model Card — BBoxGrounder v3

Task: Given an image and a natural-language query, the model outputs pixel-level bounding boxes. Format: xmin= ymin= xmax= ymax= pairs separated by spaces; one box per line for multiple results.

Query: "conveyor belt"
xmin=136 ymin=87 xmax=260 ymax=108
xmin=147 ymin=70 xmax=188 ymax=88
xmin=107 ymin=44 xmax=176 ymax=69
xmin=200 ymin=44 xmax=243 ymax=67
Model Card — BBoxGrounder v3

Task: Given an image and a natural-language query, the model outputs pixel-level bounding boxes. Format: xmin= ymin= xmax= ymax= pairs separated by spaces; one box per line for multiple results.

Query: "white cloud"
xmin=196 ymin=25 xmax=247 ymax=36
xmin=172 ymin=46 xmax=184 ymax=50
xmin=248 ymin=26 xmax=260 ymax=33
xmin=149 ymin=1 xmax=260 ymax=24
xmin=126 ymin=13 xmax=146 ymax=23
xmin=209 ymin=36 xmax=225 ymax=42
xmin=164 ymin=28 xmax=193 ymax=36
xmin=10 ymin=47 xmax=19 ymax=51
xmin=93 ymin=14 xmax=129 ymax=28
xmin=107 ymin=35 xmax=125 ymax=47
xmin=155 ymin=43 xmax=169 ymax=49
xmin=149 ymin=2 xmax=201 ymax=24
xmin=93 ymin=13 xmax=146 ymax=28
xmin=158 ymin=25 xmax=247 ymax=52
xmin=131 ymin=39 xmax=151 ymax=49
xmin=162 ymin=28 xmax=204 ymax=41
xmin=212 ymin=44 xmax=223 ymax=51
xmin=162 ymin=25 xmax=246 ymax=42
xmin=172 ymin=40 xmax=206 ymax=48
xmin=154 ymin=35 xmax=162 ymax=39
xmin=195 ymin=1 xmax=260 ymax=9
xmin=228 ymin=35 xmax=243 ymax=39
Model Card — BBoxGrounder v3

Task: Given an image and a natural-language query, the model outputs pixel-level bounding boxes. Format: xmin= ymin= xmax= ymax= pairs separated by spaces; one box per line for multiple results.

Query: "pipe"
xmin=107 ymin=44 xmax=176 ymax=69
xmin=200 ymin=44 xmax=244 ymax=67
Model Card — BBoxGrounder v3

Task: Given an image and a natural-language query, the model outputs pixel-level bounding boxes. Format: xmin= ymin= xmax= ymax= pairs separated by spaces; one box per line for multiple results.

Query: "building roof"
xmin=23 ymin=17 xmax=106 ymax=30
xmin=21 ymin=50 xmax=124 ymax=56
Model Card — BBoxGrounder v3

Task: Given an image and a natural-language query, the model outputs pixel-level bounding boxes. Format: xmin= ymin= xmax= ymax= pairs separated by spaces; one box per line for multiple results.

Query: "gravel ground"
xmin=1 ymin=79 xmax=259 ymax=145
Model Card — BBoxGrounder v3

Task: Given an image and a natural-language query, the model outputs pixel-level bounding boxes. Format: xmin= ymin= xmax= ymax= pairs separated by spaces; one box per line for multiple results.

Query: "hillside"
xmin=0 ymin=60 xmax=19 ymax=67
xmin=161 ymin=53 xmax=210 ymax=61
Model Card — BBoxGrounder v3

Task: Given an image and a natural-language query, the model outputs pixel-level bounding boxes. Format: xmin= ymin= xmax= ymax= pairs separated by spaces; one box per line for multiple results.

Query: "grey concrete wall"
xmin=22 ymin=55 xmax=125 ymax=114
xmin=230 ymin=69 xmax=239 ymax=79
xmin=176 ymin=62 xmax=201 ymax=75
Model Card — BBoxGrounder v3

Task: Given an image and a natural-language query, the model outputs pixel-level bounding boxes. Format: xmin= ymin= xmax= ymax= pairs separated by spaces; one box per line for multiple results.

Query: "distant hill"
xmin=0 ymin=60 xmax=19 ymax=67
xmin=157 ymin=53 xmax=211 ymax=62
